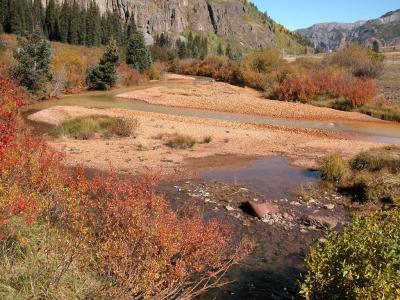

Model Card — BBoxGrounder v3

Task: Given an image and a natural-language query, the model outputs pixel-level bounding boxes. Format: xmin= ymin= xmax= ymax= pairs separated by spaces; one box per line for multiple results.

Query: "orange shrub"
xmin=337 ymin=77 xmax=378 ymax=107
xmin=118 ymin=63 xmax=145 ymax=86
xmin=52 ymin=48 xmax=88 ymax=91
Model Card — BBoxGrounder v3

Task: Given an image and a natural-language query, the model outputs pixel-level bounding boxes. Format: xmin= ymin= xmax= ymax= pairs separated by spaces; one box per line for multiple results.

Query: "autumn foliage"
xmin=0 ymin=76 xmax=251 ymax=298
xmin=170 ymin=47 xmax=380 ymax=108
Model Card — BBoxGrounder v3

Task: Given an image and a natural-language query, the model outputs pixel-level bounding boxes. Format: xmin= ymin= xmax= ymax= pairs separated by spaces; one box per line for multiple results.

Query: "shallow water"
xmin=24 ymin=78 xmax=400 ymax=144
xmin=201 ymin=157 xmax=320 ymax=200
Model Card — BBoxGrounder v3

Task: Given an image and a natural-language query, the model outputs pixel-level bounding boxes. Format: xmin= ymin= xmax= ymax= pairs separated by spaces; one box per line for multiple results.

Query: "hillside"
xmin=297 ymin=9 xmax=400 ymax=51
xmin=0 ymin=0 xmax=310 ymax=54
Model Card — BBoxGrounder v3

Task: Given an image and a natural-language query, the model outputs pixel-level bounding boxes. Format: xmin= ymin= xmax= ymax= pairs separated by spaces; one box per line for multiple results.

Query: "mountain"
xmin=45 ymin=0 xmax=309 ymax=53
xmin=297 ymin=9 xmax=400 ymax=51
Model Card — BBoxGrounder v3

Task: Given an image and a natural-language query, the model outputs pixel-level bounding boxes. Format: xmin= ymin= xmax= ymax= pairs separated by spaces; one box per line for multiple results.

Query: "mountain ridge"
xmin=297 ymin=9 xmax=400 ymax=51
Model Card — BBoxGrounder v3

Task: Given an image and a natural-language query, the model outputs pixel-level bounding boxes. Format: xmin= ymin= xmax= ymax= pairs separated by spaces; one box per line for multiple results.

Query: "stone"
xmin=248 ymin=201 xmax=280 ymax=219
xmin=324 ymin=204 xmax=335 ymax=210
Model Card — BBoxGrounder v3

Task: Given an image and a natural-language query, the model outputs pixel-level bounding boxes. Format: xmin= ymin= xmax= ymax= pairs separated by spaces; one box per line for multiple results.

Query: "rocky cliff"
xmin=46 ymin=0 xmax=308 ymax=53
xmin=297 ymin=9 xmax=400 ymax=51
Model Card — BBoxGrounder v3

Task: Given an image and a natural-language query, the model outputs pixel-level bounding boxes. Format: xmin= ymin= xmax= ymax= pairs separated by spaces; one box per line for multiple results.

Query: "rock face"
xmin=297 ymin=9 xmax=400 ymax=51
xmin=45 ymin=0 xmax=304 ymax=50
xmin=100 ymin=0 xmax=276 ymax=48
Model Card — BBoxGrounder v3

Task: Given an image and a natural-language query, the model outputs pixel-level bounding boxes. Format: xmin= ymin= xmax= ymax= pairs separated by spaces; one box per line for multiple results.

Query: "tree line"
xmin=0 ymin=0 xmax=138 ymax=46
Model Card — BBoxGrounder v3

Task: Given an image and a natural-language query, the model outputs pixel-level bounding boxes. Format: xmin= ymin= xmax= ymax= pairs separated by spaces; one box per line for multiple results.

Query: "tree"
xmin=13 ymin=28 xmax=52 ymax=94
xmin=372 ymin=40 xmax=380 ymax=53
xmin=87 ymin=39 xmax=119 ymax=90
xmin=225 ymin=43 xmax=233 ymax=59
xmin=85 ymin=0 xmax=100 ymax=46
xmin=217 ymin=42 xmax=224 ymax=56
xmin=45 ymin=0 xmax=59 ymax=40
xmin=126 ymin=32 xmax=152 ymax=73
xmin=177 ymin=39 xmax=187 ymax=59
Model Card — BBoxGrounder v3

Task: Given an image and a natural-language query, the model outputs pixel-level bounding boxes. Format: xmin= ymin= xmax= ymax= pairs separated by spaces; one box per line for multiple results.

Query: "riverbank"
xmin=117 ymin=77 xmax=380 ymax=123
xmin=28 ymin=105 xmax=383 ymax=179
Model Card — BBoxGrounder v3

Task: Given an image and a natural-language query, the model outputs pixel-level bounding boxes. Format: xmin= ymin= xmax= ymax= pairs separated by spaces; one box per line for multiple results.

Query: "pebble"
xmin=324 ymin=204 xmax=335 ymax=210
xmin=225 ymin=205 xmax=235 ymax=211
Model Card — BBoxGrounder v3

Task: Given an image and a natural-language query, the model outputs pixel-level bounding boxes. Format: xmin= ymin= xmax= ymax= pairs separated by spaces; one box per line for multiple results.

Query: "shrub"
xmin=363 ymin=174 xmax=400 ymax=204
xmin=319 ymin=153 xmax=349 ymax=182
xmin=301 ymin=209 xmax=400 ymax=299
xmin=118 ymin=63 xmax=144 ymax=86
xmin=203 ymin=136 xmax=212 ymax=143
xmin=51 ymin=116 xmax=136 ymax=139
xmin=147 ymin=62 xmax=164 ymax=80
xmin=351 ymin=146 xmax=400 ymax=174
xmin=166 ymin=135 xmax=196 ymax=149
xmin=0 ymin=77 xmax=253 ymax=299
xmin=337 ymin=77 xmax=378 ymax=107
xmin=326 ymin=44 xmax=384 ymax=78
xmin=51 ymin=47 xmax=87 ymax=91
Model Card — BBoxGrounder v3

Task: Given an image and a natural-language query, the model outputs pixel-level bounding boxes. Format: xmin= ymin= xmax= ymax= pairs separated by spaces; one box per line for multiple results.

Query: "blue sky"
xmin=252 ymin=0 xmax=400 ymax=30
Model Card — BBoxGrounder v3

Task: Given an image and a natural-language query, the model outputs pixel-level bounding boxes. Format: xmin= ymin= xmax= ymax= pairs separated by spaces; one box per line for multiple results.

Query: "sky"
xmin=252 ymin=0 xmax=400 ymax=30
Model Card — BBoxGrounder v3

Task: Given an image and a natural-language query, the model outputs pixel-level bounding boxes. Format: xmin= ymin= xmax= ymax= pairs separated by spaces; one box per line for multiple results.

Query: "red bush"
xmin=337 ymin=77 xmax=378 ymax=107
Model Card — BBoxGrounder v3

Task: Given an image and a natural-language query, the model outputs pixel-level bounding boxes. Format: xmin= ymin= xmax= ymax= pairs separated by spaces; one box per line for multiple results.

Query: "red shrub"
xmin=0 ymin=76 xmax=252 ymax=298
xmin=337 ymin=77 xmax=378 ymax=107
xmin=0 ymin=77 xmax=24 ymax=159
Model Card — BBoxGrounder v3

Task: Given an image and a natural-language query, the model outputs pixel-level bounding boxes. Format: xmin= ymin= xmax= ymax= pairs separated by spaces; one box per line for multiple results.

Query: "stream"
xmin=23 ymin=77 xmax=400 ymax=144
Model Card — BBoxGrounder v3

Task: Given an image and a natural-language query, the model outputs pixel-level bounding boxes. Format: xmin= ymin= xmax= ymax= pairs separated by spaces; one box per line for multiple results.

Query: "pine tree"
xmin=85 ymin=0 xmax=100 ymax=46
xmin=126 ymin=31 xmax=152 ymax=73
xmin=68 ymin=0 xmax=80 ymax=44
xmin=177 ymin=39 xmax=187 ymax=59
xmin=217 ymin=42 xmax=224 ymax=56
xmin=45 ymin=0 xmax=59 ymax=40
xmin=225 ymin=43 xmax=233 ymax=59
xmin=125 ymin=14 xmax=137 ymax=41
xmin=32 ymin=0 xmax=44 ymax=29
xmin=13 ymin=27 xmax=52 ymax=94
xmin=58 ymin=1 xmax=70 ymax=43
xmin=87 ymin=39 xmax=120 ymax=90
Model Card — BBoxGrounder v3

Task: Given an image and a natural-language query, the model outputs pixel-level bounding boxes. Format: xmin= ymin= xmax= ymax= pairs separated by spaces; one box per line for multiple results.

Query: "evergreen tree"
xmin=217 ymin=42 xmax=224 ymax=56
xmin=58 ymin=1 xmax=70 ymax=43
xmin=125 ymin=14 xmax=137 ymax=41
xmin=85 ymin=0 xmax=100 ymax=46
xmin=126 ymin=31 xmax=152 ymax=73
xmin=32 ymin=0 xmax=44 ymax=29
xmin=225 ymin=43 xmax=233 ymax=59
xmin=372 ymin=40 xmax=380 ymax=53
xmin=177 ymin=39 xmax=187 ymax=59
xmin=87 ymin=39 xmax=120 ymax=90
xmin=13 ymin=27 xmax=52 ymax=94
xmin=68 ymin=0 xmax=80 ymax=44
xmin=45 ymin=0 xmax=59 ymax=40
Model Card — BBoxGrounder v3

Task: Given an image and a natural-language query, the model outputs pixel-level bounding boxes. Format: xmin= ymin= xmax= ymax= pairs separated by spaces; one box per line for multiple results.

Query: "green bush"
xmin=52 ymin=116 xmax=137 ymax=139
xmin=319 ymin=153 xmax=349 ymax=182
xmin=351 ymin=146 xmax=400 ymax=174
xmin=166 ymin=135 xmax=196 ymax=149
xmin=301 ymin=209 xmax=400 ymax=300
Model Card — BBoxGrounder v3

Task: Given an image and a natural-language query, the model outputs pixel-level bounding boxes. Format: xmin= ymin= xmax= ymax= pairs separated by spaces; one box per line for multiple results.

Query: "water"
xmin=23 ymin=78 xmax=400 ymax=144
xmin=201 ymin=157 xmax=320 ymax=200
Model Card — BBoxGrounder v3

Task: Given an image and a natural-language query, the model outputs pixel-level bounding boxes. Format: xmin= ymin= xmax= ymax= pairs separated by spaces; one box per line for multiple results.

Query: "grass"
xmin=319 ymin=153 xmax=349 ymax=182
xmin=351 ymin=146 xmax=400 ymax=174
xmin=165 ymin=135 xmax=196 ymax=149
xmin=51 ymin=116 xmax=137 ymax=139
xmin=320 ymin=146 xmax=400 ymax=204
